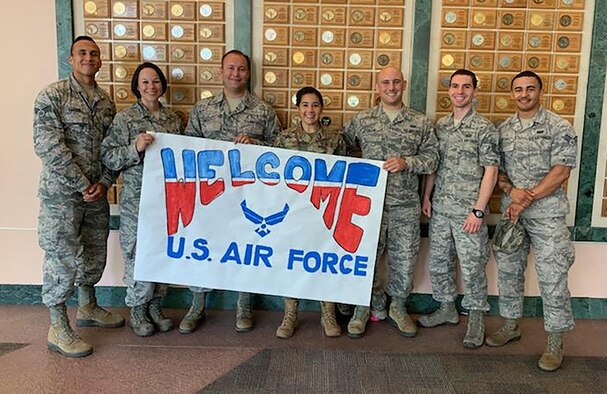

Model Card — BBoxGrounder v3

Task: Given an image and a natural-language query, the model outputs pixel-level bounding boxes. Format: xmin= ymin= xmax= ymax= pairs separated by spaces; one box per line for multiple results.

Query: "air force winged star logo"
xmin=240 ymin=200 xmax=290 ymax=237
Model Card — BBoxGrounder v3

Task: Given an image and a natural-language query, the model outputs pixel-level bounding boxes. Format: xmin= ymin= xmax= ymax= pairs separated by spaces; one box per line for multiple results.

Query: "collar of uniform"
xmin=455 ymin=107 xmax=476 ymax=126
xmin=514 ymin=106 xmax=546 ymax=129
xmin=372 ymin=103 xmax=411 ymax=121
xmin=135 ymin=100 xmax=168 ymax=121
xmin=213 ymin=90 xmax=252 ymax=110
xmin=69 ymin=73 xmax=105 ymax=104
xmin=294 ymin=122 xmax=325 ymax=139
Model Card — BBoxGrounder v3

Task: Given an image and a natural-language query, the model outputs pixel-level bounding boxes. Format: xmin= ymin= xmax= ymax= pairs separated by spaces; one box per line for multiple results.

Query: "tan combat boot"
xmin=179 ymin=292 xmax=206 ymax=334
xmin=463 ymin=310 xmax=485 ymax=349
xmin=347 ymin=306 xmax=370 ymax=338
xmin=320 ymin=301 xmax=341 ymax=337
xmin=485 ymin=319 xmax=521 ymax=347
xmin=129 ymin=304 xmax=155 ymax=337
xmin=76 ymin=286 xmax=125 ymax=328
xmin=538 ymin=332 xmax=564 ymax=372
xmin=47 ymin=305 xmax=93 ymax=358
xmin=148 ymin=298 xmax=174 ymax=332
xmin=235 ymin=292 xmax=254 ymax=332
xmin=276 ymin=298 xmax=299 ymax=339
xmin=417 ymin=301 xmax=459 ymax=328
xmin=388 ymin=298 xmax=417 ymax=337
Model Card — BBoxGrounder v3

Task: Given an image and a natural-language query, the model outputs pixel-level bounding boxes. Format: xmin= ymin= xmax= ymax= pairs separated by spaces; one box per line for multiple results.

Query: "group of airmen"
xmin=33 ymin=35 xmax=577 ymax=372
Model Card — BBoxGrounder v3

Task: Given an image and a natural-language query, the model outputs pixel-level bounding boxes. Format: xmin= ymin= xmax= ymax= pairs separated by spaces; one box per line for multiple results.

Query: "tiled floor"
xmin=0 ymin=305 xmax=606 ymax=393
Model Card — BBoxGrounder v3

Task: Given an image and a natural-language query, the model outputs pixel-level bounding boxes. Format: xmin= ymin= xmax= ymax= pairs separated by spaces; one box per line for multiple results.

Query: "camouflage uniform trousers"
xmin=120 ymin=201 xmax=168 ymax=307
xmin=494 ymin=216 xmax=575 ymax=332
xmin=428 ymin=211 xmax=490 ymax=311
xmin=372 ymin=205 xmax=420 ymax=303
xmin=39 ymin=196 xmax=109 ymax=307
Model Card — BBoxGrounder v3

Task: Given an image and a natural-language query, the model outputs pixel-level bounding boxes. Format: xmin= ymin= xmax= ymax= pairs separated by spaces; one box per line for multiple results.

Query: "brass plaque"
xmin=441 ymin=30 xmax=467 ymax=49
xmin=553 ymin=55 xmax=580 ymax=73
xmin=84 ymin=0 xmax=110 ymax=18
xmin=550 ymin=75 xmax=578 ymax=94
xmin=347 ymin=50 xmax=374 ymax=68
xmin=472 ymin=0 xmax=498 ymax=6
xmin=198 ymin=2 xmax=225 ymax=21
xmin=499 ymin=0 xmax=527 ymax=7
xmin=558 ymin=0 xmax=585 ymax=10
xmin=264 ymin=4 xmax=289 ymax=23
xmin=142 ymin=44 xmax=167 ymax=62
xmin=493 ymin=95 xmax=514 ymax=113
xmin=291 ymin=70 xmax=317 ymax=88
xmin=141 ymin=23 xmax=167 ymax=40
xmin=442 ymin=9 xmax=469 ymax=28
xmin=114 ymin=84 xmax=135 ymax=104
xmin=494 ymin=73 xmax=513 ymax=92
xmin=198 ymin=24 xmax=224 ymax=43
xmin=264 ymin=26 xmax=289 ymax=46
xmin=112 ymin=21 xmax=139 ymax=40
xmin=498 ymin=11 xmax=526 ymax=29
xmin=496 ymin=54 xmax=522 ymax=71
xmin=474 ymin=95 xmax=491 ymax=112
xmin=95 ymin=63 xmax=111 ymax=82
xmin=527 ymin=12 xmax=555 ymax=30
xmin=346 ymin=71 xmax=373 ymax=90
xmin=345 ymin=93 xmax=371 ymax=110
xmin=467 ymin=53 xmax=495 ymax=71
xmin=198 ymin=66 xmax=222 ymax=86
xmin=113 ymin=43 xmax=139 ymax=61
xmin=291 ymin=50 xmax=317 ymax=68
xmin=319 ymin=72 xmax=344 ymax=89
xmin=529 ymin=0 xmax=557 ymax=8
xmin=170 ymin=65 xmax=196 ymax=84
xmin=379 ymin=0 xmax=405 ymax=4
xmin=263 ymin=90 xmax=289 ymax=108
xmin=525 ymin=33 xmax=553 ymax=51
xmin=263 ymin=68 xmax=288 ymax=88
xmin=97 ymin=42 xmax=111 ymax=60
xmin=198 ymin=45 xmax=224 ymax=64
xmin=169 ymin=2 xmax=196 ymax=20
xmin=469 ymin=31 xmax=496 ymax=50
xmin=112 ymin=63 xmax=138 ymax=82
xmin=375 ymin=51 xmax=401 ymax=69
xmin=112 ymin=0 xmax=137 ymax=18
xmin=550 ymin=96 xmax=575 ymax=115
xmin=291 ymin=27 xmax=318 ymax=46
xmin=169 ymin=23 xmax=195 ymax=41
xmin=475 ymin=72 xmax=493 ymax=92
xmin=293 ymin=6 xmax=319 ymax=24
xmin=319 ymin=50 xmax=345 ymax=68
xmin=525 ymin=53 xmax=551 ymax=72
xmin=169 ymin=44 xmax=196 ymax=63
xmin=320 ymin=28 xmax=346 ymax=47
xmin=321 ymin=112 xmax=343 ymax=129
xmin=557 ymin=12 xmax=584 ymax=30
xmin=141 ymin=1 xmax=167 ymax=19
xmin=378 ymin=8 xmax=404 ymax=27
xmin=320 ymin=6 xmax=346 ymax=24
xmin=170 ymin=86 xmax=196 ymax=105
xmin=85 ymin=21 xmax=110 ymax=39
xmin=348 ymin=29 xmax=374 ymax=48
xmin=376 ymin=30 xmax=403 ymax=49
xmin=470 ymin=10 xmax=497 ymax=28
xmin=437 ymin=71 xmax=453 ymax=91
xmin=349 ymin=7 xmax=375 ymax=26
xmin=322 ymin=92 xmax=344 ymax=110
xmin=442 ymin=0 xmax=470 ymax=6
xmin=497 ymin=32 xmax=524 ymax=50
xmin=554 ymin=33 xmax=582 ymax=52
xmin=440 ymin=51 xmax=466 ymax=69
xmin=263 ymin=48 xmax=289 ymax=67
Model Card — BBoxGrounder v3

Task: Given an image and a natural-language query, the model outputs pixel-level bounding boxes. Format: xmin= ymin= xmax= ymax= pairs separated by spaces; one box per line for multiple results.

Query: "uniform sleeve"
xmin=334 ymin=134 xmax=348 ymax=156
xmin=550 ymin=119 xmax=577 ymax=168
xmin=404 ymin=120 xmax=439 ymax=175
xmin=341 ymin=118 xmax=359 ymax=155
xmin=33 ymin=88 xmax=90 ymax=194
xmin=99 ymin=101 xmax=118 ymax=187
xmin=273 ymin=130 xmax=287 ymax=149
xmin=184 ymin=104 xmax=204 ymax=137
xmin=263 ymin=108 xmax=281 ymax=145
xmin=101 ymin=112 xmax=141 ymax=172
xmin=478 ymin=122 xmax=500 ymax=168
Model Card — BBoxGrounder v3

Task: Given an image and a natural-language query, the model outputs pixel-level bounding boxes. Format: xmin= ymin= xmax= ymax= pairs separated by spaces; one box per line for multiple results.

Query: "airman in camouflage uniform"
xmin=33 ymin=36 xmax=124 ymax=358
xmin=486 ymin=71 xmax=577 ymax=372
xmin=342 ymin=67 xmax=438 ymax=338
xmin=417 ymin=70 xmax=499 ymax=349
xmin=180 ymin=49 xmax=281 ymax=334
xmin=102 ymin=62 xmax=184 ymax=337
xmin=273 ymin=86 xmax=346 ymax=339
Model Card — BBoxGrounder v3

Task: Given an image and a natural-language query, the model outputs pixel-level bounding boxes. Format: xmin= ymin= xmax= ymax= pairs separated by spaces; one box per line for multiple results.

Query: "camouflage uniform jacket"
xmin=274 ymin=123 xmax=346 ymax=156
xmin=33 ymin=73 xmax=116 ymax=199
xmin=185 ymin=90 xmax=280 ymax=144
xmin=433 ymin=109 xmax=499 ymax=216
xmin=343 ymin=104 xmax=438 ymax=207
xmin=101 ymin=101 xmax=184 ymax=209
xmin=498 ymin=106 xmax=577 ymax=218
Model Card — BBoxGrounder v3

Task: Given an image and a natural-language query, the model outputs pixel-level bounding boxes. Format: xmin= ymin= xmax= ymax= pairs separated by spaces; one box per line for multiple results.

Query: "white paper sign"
xmin=134 ymin=133 xmax=387 ymax=306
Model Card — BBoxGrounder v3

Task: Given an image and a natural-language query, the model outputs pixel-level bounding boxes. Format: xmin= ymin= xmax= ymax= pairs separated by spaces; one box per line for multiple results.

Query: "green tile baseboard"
xmin=2 ymin=285 xmax=605 ymax=319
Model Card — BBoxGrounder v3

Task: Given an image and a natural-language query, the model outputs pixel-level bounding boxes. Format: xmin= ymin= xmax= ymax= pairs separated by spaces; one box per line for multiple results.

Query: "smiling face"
xmin=69 ymin=39 xmax=102 ymax=84
xmin=220 ymin=52 xmax=250 ymax=97
xmin=448 ymin=74 xmax=477 ymax=111
xmin=137 ymin=67 xmax=163 ymax=105
xmin=297 ymin=93 xmax=323 ymax=128
xmin=376 ymin=67 xmax=405 ymax=110
xmin=511 ymin=76 xmax=542 ymax=117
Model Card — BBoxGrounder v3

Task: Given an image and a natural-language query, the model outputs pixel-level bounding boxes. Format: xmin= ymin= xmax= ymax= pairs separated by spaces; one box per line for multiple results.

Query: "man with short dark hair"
xmin=486 ymin=70 xmax=577 ymax=372
xmin=180 ymin=49 xmax=281 ymax=334
xmin=33 ymin=35 xmax=124 ymax=358
xmin=417 ymin=69 xmax=499 ymax=349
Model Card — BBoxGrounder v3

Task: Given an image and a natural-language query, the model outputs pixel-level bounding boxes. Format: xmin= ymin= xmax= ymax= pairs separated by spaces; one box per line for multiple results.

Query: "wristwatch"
xmin=472 ymin=208 xmax=485 ymax=218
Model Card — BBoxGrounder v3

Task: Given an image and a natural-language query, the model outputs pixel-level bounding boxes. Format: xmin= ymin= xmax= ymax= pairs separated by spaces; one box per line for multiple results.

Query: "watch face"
xmin=473 ymin=209 xmax=484 ymax=218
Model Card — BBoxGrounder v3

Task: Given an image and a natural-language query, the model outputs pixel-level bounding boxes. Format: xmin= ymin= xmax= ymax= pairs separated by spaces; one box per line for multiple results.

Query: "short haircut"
xmin=295 ymin=86 xmax=324 ymax=107
xmin=221 ymin=49 xmax=251 ymax=71
xmin=70 ymin=35 xmax=98 ymax=55
xmin=511 ymin=70 xmax=543 ymax=90
xmin=449 ymin=69 xmax=478 ymax=89
xmin=130 ymin=62 xmax=168 ymax=99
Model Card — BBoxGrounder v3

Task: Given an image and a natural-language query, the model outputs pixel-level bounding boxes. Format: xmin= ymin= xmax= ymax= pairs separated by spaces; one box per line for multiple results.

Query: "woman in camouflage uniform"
xmin=101 ymin=63 xmax=184 ymax=336
xmin=273 ymin=86 xmax=346 ymax=339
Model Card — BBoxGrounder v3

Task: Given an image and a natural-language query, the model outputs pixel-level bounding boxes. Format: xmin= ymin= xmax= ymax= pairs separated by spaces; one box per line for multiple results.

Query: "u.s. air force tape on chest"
xmin=135 ymin=134 xmax=388 ymax=306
